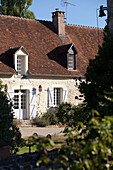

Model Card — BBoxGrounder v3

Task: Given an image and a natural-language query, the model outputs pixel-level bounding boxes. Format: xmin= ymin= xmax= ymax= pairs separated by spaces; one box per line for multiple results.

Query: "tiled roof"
xmin=0 ymin=15 xmax=103 ymax=76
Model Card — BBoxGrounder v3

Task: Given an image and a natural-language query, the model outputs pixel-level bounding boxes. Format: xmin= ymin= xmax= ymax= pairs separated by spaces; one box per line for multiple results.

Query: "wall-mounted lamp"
xmin=39 ymin=85 xmax=42 ymax=92
xmin=99 ymin=5 xmax=107 ymax=17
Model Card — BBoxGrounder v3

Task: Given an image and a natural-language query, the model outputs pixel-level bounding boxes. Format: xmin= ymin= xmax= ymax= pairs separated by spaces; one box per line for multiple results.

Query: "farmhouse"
xmin=0 ymin=10 xmax=103 ymax=120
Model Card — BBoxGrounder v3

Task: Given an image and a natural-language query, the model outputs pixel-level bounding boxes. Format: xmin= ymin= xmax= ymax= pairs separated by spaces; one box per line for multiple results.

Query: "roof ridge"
xmin=0 ymin=14 xmax=36 ymax=21
xmin=0 ymin=15 xmax=103 ymax=30
xmin=66 ymin=23 xmax=103 ymax=29
xmin=36 ymin=19 xmax=52 ymax=23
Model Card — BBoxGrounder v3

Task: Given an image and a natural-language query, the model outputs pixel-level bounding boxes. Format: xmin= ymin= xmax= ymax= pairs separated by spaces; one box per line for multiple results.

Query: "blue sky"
xmin=29 ymin=0 xmax=107 ymax=28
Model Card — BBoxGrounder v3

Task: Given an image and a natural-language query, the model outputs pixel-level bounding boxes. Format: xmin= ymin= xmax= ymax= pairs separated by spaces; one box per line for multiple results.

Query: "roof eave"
xmin=30 ymin=73 xmax=85 ymax=78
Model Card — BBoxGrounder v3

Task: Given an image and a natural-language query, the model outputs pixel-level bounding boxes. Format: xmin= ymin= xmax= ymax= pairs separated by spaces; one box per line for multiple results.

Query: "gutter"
xmin=30 ymin=73 xmax=85 ymax=79
xmin=0 ymin=72 xmax=85 ymax=79
xmin=0 ymin=72 xmax=14 ymax=75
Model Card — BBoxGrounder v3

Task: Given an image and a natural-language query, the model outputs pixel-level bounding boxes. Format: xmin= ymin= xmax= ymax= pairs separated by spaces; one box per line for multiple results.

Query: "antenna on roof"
xmin=61 ymin=0 xmax=76 ymax=23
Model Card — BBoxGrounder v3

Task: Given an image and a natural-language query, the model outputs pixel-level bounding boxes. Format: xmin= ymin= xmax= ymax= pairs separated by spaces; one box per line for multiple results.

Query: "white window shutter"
xmin=48 ymin=88 xmax=53 ymax=107
xmin=7 ymin=89 xmax=14 ymax=104
xmin=63 ymin=88 xmax=67 ymax=102
xmin=29 ymin=88 xmax=36 ymax=120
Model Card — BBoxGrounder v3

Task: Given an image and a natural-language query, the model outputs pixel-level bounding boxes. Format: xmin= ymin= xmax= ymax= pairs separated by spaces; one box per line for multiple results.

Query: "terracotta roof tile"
xmin=0 ymin=15 xmax=103 ymax=76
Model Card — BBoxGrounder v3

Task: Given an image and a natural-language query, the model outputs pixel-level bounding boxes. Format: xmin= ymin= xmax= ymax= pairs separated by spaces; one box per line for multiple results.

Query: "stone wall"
xmin=1 ymin=75 xmax=84 ymax=118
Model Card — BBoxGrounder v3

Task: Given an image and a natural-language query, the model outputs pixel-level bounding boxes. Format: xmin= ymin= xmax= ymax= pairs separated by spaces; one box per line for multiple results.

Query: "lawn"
xmin=17 ymin=135 xmax=67 ymax=155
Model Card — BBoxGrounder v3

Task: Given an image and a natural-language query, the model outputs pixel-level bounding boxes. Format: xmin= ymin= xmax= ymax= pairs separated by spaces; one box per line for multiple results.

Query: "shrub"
xmin=58 ymin=115 xmax=113 ymax=169
xmin=34 ymin=115 xmax=113 ymax=169
xmin=47 ymin=112 xmax=58 ymax=125
xmin=33 ymin=112 xmax=58 ymax=127
xmin=56 ymin=102 xmax=90 ymax=126
xmin=72 ymin=103 xmax=91 ymax=126
xmin=0 ymin=80 xmax=18 ymax=148
xmin=56 ymin=102 xmax=72 ymax=125
xmin=33 ymin=117 xmax=50 ymax=127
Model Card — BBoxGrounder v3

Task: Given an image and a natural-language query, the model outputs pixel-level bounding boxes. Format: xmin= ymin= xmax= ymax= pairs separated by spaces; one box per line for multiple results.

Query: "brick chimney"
xmin=107 ymin=0 xmax=113 ymax=34
xmin=52 ymin=9 xmax=65 ymax=37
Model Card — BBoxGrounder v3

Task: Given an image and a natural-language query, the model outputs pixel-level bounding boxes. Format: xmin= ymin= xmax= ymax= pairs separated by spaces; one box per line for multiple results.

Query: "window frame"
xmin=48 ymin=87 xmax=67 ymax=107
xmin=14 ymin=90 xmax=27 ymax=110
xmin=67 ymin=45 xmax=77 ymax=71
xmin=53 ymin=88 xmax=63 ymax=106
xmin=14 ymin=47 xmax=28 ymax=76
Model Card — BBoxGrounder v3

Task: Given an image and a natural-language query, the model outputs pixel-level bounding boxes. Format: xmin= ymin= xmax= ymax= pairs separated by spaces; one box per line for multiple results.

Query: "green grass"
xmin=17 ymin=145 xmax=37 ymax=155
xmin=16 ymin=135 xmax=67 ymax=155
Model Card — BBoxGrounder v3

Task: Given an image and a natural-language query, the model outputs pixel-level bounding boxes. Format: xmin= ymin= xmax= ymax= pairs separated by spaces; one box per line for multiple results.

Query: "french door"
xmin=14 ymin=90 xmax=27 ymax=120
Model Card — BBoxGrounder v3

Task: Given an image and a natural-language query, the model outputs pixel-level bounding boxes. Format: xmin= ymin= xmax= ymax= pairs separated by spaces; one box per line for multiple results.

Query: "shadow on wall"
xmin=47 ymin=107 xmax=58 ymax=114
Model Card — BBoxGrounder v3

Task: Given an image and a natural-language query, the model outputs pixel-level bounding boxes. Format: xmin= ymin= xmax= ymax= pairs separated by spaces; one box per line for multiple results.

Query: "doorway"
xmin=14 ymin=90 xmax=27 ymax=120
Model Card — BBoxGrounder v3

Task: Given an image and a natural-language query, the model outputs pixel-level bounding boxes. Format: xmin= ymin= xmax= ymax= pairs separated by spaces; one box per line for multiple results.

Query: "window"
xmin=14 ymin=94 xmax=19 ymax=109
xmin=67 ymin=44 xmax=77 ymax=70
xmin=53 ymin=88 xmax=62 ymax=106
xmin=21 ymin=94 xmax=26 ymax=109
xmin=14 ymin=46 xmax=28 ymax=76
xmin=14 ymin=90 xmax=26 ymax=109
xmin=17 ymin=56 xmax=21 ymax=75
xmin=67 ymin=53 xmax=76 ymax=70
xmin=48 ymin=87 xmax=67 ymax=107
xmin=17 ymin=56 xmax=26 ymax=75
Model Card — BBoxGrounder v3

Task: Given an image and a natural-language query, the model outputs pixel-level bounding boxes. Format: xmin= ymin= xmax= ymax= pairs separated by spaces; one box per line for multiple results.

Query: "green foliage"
xmin=35 ymin=115 xmax=113 ymax=169
xmin=79 ymin=25 xmax=113 ymax=115
xmin=31 ymin=135 xmax=55 ymax=168
xmin=56 ymin=102 xmax=90 ymax=126
xmin=10 ymin=126 xmax=23 ymax=154
xmin=56 ymin=102 xmax=72 ymax=125
xmin=58 ymin=115 xmax=113 ymax=169
xmin=70 ymin=104 xmax=91 ymax=126
xmin=0 ymin=80 xmax=20 ymax=148
xmin=0 ymin=0 xmax=35 ymax=19
xmin=33 ymin=117 xmax=50 ymax=127
xmin=33 ymin=112 xmax=58 ymax=127
xmin=33 ymin=95 xmax=113 ymax=169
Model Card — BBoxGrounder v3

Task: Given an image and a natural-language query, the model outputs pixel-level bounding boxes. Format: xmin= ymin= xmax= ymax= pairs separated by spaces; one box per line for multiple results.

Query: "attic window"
xmin=14 ymin=46 xmax=28 ymax=75
xmin=17 ymin=56 xmax=26 ymax=75
xmin=67 ymin=45 xmax=77 ymax=70
xmin=67 ymin=53 xmax=76 ymax=70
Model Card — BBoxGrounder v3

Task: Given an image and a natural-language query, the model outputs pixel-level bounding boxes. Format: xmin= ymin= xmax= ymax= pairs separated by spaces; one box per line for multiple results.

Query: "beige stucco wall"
xmin=1 ymin=75 xmax=84 ymax=117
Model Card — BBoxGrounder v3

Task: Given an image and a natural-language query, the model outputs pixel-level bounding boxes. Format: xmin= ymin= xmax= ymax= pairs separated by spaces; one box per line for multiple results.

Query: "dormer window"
xmin=17 ymin=55 xmax=26 ymax=75
xmin=14 ymin=46 xmax=28 ymax=75
xmin=67 ymin=53 xmax=76 ymax=70
xmin=67 ymin=45 xmax=77 ymax=70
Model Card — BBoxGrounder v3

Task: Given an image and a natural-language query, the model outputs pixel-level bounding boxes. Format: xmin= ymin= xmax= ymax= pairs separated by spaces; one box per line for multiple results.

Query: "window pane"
xmin=17 ymin=56 xmax=25 ymax=75
xmin=14 ymin=90 xmax=19 ymax=93
xmin=21 ymin=94 xmax=26 ymax=109
xmin=14 ymin=95 xmax=19 ymax=109
xmin=54 ymin=88 xmax=62 ymax=106
xmin=68 ymin=54 xmax=74 ymax=70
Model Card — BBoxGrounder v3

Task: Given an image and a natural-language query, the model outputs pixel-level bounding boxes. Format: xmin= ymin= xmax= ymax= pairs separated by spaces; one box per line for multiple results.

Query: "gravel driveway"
xmin=20 ymin=126 xmax=65 ymax=138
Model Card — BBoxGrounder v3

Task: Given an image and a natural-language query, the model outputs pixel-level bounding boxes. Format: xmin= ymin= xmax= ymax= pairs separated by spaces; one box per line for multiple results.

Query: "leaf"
xmin=78 ymin=122 xmax=84 ymax=129
xmin=105 ymin=95 xmax=113 ymax=102
xmin=43 ymin=157 xmax=50 ymax=164
xmin=36 ymin=160 xmax=42 ymax=166
xmin=61 ymin=155 xmax=69 ymax=161
xmin=84 ymin=160 xmax=90 ymax=169
xmin=49 ymin=139 xmax=54 ymax=147
xmin=92 ymin=110 xmax=99 ymax=116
